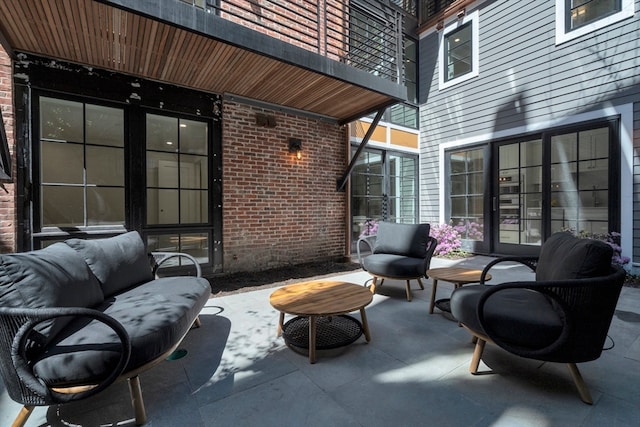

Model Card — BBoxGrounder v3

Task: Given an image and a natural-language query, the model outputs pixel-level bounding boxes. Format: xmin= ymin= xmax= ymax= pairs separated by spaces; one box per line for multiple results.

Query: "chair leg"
xmin=12 ymin=406 xmax=34 ymax=427
xmin=405 ymin=280 xmax=413 ymax=302
xmin=417 ymin=277 xmax=424 ymax=290
xmin=369 ymin=277 xmax=379 ymax=294
xmin=469 ymin=337 xmax=486 ymax=374
xmin=193 ymin=316 xmax=202 ymax=328
xmin=128 ymin=375 xmax=147 ymax=425
xmin=567 ymin=363 xmax=593 ymax=404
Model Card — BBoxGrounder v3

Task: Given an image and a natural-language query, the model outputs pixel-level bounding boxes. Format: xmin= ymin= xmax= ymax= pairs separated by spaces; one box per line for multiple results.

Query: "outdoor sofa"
xmin=0 ymin=231 xmax=211 ymax=426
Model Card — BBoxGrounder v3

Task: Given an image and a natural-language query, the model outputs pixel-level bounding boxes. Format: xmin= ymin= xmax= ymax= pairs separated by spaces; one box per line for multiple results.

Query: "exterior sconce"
xmin=288 ymin=138 xmax=302 ymax=160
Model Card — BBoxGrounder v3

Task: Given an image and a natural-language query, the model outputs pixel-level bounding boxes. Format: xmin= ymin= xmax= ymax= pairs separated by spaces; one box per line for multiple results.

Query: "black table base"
xmin=282 ymin=314 xmax=363 ymax=351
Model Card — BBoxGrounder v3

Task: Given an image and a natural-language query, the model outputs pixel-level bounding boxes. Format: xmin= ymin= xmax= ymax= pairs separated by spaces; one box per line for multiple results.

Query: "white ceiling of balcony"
xmin=0 ymin=0 xmax=404 ymax=124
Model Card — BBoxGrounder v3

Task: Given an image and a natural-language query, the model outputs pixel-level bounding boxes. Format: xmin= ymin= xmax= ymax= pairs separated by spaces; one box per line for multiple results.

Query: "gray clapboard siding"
xmin=421 ymin=1 xmax=640 ymax=141
xmin=634 ymin=103 xmax=640 ymax=264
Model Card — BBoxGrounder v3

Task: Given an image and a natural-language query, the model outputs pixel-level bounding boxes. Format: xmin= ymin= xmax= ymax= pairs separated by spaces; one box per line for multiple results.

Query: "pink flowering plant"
xmin=454 ymin=220 xmax=484 ymax=241
xmin=430 ymin=223 xmax=467 ymax=258
xmin=563 ymin=228 xmax=630 ymax=267
xmin=359 ymin=219 xmax=379 ymax=239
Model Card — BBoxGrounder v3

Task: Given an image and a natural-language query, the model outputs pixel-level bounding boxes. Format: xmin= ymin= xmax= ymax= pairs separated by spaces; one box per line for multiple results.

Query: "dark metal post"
xmin=336 ymin=108 xmax=385 ymax=192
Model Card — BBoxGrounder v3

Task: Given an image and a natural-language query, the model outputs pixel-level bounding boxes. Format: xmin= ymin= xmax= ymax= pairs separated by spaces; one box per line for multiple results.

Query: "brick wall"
xmin=0 ymin=47 xmax=15 ymax=253
xmin=222 ymin=101 xmax=347 ymax=273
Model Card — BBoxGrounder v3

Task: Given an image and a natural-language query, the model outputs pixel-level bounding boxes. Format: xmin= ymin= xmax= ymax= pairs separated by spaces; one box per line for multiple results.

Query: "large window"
xmin=556 ymin=0 xmax=634 ymax=44
xmin=449 ymin=148 xmax=485 ymax=243
xmin=145 ymin=113 xmax=210 ymax=264
xmin=39 ymin=97 xmax=125 ymax=228
xmin=550 ymin=126 xmax=610 ymax=235
xmin=439 ymin=10 xmax=479 ymax=90
xmin=351 ymin=148 xmax=418 ymax=249
xmin=35 ymin=95 xmax=217 ymax=268
xmin=146 ymin=114 xmax=209 ymax=225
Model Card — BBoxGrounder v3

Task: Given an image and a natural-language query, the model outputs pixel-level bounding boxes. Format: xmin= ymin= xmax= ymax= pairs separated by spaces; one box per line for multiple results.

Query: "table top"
xmin=270 ymin=280 xmax=373 ymax=317
xmin=427 ymin=267 xmax=491 ymax=284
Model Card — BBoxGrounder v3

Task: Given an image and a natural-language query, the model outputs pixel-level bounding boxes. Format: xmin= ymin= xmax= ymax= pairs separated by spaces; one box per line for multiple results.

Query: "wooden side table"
xmin=427 ymin=267 xmax=491 ymax=314
xmin=269 ymin=280 xmax=373 ymax=363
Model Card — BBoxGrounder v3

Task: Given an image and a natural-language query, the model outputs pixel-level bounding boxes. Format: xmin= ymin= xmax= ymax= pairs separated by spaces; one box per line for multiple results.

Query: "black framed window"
xmin=350 ymin=148 xmax=418 ymax=250
xmin=38 ymin=96 xmax=125 ymax=229
xmin=449 ymin=147 xmax=485 ymax=242
xmin=444 ymin=22 xmax=472 ymax=82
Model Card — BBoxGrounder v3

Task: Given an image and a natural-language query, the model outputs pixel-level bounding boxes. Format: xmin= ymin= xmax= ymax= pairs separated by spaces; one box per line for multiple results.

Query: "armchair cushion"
xmin=373 ymin=222 xmax=431 ymax=259
xmin=451 ymin=285 xmax=564 ymax=349
xmin=536 ymin=232 xmax=613 ymax=281
xmin=362 ymin=254 xmax=426 ymax=279
xmin=0 ymin=243 xmax=104 ymax=345
xmin=66 ymin=231 xmax=154 ymax=298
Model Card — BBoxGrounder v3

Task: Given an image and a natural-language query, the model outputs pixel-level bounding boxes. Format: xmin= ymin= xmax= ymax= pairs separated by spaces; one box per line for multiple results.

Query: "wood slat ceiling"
xmin=0 ymin=0 xmax=400 ymax=123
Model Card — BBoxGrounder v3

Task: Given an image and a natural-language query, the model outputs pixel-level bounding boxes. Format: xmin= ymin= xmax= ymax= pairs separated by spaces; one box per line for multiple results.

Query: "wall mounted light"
xmin=288 ymin=138 xmax=302 ymax=160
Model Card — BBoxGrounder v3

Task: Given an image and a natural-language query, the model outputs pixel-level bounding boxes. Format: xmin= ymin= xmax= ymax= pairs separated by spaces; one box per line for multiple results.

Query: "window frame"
xmin=438 ymin=9 xmax=479 ymax=90
xmin=35 ymin=94 xmax=128 ymax=233
xmin=555 ymin=0 xmax=635 ymax=45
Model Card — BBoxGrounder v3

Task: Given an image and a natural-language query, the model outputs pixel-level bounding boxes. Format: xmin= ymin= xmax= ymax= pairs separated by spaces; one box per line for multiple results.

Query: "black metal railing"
xmin=180 ymin=0 xmax=404 ymax=84
xmin=419 ymin=0 xmax=456 ymax=24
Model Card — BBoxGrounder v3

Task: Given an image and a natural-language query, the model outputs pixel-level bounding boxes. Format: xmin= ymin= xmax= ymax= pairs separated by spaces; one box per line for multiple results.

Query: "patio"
xmin=2 ymin=256 xmax=640 ymax=426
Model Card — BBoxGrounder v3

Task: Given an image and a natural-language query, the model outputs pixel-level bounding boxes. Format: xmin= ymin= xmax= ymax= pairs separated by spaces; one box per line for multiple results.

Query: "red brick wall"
xmin=0 ymin=47 xmax=15 ymax=253
xmin=222 ymin=101 xmax=347 ymax=273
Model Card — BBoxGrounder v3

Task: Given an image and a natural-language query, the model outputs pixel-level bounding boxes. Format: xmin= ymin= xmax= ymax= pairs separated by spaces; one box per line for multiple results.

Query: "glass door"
xmin=494 ymin=139 xmax=543 ymax=253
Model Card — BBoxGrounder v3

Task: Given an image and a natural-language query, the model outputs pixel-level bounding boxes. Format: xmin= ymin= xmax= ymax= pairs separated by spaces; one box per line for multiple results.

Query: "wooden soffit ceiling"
xmin=0 ymin=0 xmax=405 ymax=124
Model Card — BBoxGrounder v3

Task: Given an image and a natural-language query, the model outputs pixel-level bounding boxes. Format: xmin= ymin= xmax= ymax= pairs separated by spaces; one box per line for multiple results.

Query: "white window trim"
xmin=438 ymin=9 xmax=480 ymax=91
xmin=556 ymin=0 xmax=635 ymax=45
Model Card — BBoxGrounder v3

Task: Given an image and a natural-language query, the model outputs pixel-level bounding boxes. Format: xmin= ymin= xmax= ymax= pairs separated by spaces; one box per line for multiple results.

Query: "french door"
xmin=492 ymin=120 xmax=618 ymax=255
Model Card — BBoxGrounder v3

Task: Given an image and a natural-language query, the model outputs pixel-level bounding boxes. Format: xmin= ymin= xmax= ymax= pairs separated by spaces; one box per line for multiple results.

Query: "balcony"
xmin=0 ymin=0 xmax=408 ymax=123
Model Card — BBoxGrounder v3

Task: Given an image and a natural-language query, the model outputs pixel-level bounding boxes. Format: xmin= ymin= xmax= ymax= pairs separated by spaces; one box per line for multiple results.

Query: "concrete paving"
xmin=2 ymin=256 xmax=640 ymax=426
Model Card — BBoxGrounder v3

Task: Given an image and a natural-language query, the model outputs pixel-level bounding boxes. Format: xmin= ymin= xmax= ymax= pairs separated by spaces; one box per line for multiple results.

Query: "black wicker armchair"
xmin=357 ymin=222 xmax=437 ymax=301
xmin=450 ymin=232 xmax=626 ymax=404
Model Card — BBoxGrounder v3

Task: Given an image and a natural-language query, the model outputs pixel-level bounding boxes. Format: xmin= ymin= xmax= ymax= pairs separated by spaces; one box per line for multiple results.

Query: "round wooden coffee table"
xmin=427 ymin=267 xmax=491 ymax=314
xmin=269 ymin=280 xmax=373 ymax=363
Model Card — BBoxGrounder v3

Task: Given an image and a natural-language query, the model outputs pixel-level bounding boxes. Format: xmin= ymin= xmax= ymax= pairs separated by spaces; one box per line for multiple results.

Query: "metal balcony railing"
xmin=180 ymin=0 xmax=404 ymax=84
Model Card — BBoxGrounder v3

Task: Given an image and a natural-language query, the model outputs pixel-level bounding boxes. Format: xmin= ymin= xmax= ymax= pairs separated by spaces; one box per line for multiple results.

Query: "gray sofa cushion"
xmin=32 ymin=276 xmax=211 ymax=386
xmin=65 ymin=231 xmax=154 ymax=298
xmin=363 ymin=254 xmax=426 ymax=278
xmin=536 ymin=232 xmax=613 ymax=281
xmin=373 ymin=222 xmax=431 ymax=259
xmin=0 ymin=243 xmax=104 ymax=345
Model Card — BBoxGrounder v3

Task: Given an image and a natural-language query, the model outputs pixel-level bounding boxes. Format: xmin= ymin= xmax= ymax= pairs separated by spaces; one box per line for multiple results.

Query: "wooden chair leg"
xmin=405 ymin=280 xmax=413 ymax=302
xmin=469 ymin=337 xmax=486 ymax=374
xmin=12 ymin=405 xmax=34 ymax=427
xmin=417 ymin=277 xmax=424 ymax=290
xmin=128 ymin=375 xmax=147 ymax=425
xmin=369 ymin=277 xmax=378 ymax=294
xmin=567 ymin=363 xmax=593 ymax=404
xmin=192 ymin=316 xmax=202 ymax=328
